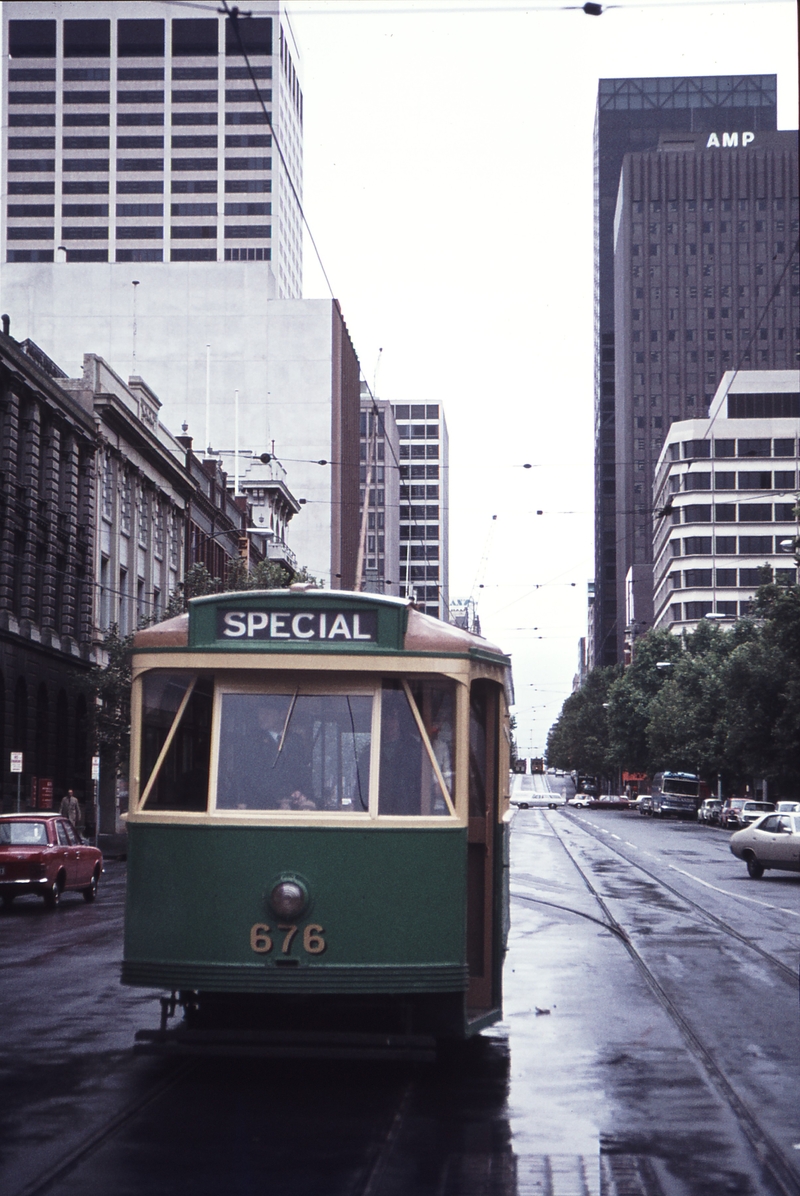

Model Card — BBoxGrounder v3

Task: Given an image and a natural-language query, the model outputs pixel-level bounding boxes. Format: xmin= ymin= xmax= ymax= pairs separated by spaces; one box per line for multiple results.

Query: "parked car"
xmin=0 ymin=813 xmax=103 ymax=909
xmin=738 ymin=801 xmax=775 ymax=827
xmin=567 ymin=794 xmax=593 ymax=809
xmin=730 ymin=813 xmax=800 ymax=878
xmin=697 ymin=798 xmax=722 ymax=825
xmin=719 ymin=799 xmax=774 ymax=830
xmin=776 ymin=801 xmax=800 ymax=814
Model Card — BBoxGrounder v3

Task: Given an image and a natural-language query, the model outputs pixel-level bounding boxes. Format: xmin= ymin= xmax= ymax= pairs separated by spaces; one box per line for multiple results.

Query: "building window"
xmin=685 ymin=602 xmax=712 ymax=619
xmin=715 ymin=569 xmax=737 ymax=587
xmin=120 ymin=472 xmax=132 ymax=535
xmin=738 ymin=504 xmax=772 ymax=523
xmin=737 ymin=472 xmax=772 ymax=490
xmin=684 ymin=537 xmax=712 ymax=555
xmin=171 ymin=225 xmax=216 ymax=239
xmin=715 ymin=537 xmax=737 ymax=555
xmin=171 ymin=247 xmax=216 ymax=261
xmin=171 ymin=179 xmax=217 ymax=194
xmin=116 ymin=225 xmax=163 ymax=239
xmin=683 ymin=505 xmax=711 ymax=523
xmin=116 ymin=248 xmax=163 ymax=262
xmin=224 ymin=247 xmax=270 ymax=261
xmin=714 ymin=472 xmax=735 ymax=490
xmin=738 ymin=536 xmax=773 ymax=555
xmin=684 ymin=569 xmax=712 ymax=588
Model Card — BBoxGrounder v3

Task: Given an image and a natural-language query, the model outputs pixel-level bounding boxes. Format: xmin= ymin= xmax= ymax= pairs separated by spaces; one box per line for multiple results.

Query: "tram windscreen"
xmin=378 ymin=680 xmax=455 ymax=816
xmin=140 ymin=673 xmax=213 ymax=810
xmin=216 ymin=693 xmax=372 ymax=811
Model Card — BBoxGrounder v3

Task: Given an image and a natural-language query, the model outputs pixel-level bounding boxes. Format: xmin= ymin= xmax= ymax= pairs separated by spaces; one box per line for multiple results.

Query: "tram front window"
xmin=216 ymin=693 xmax=372 ymax=811
xmin=378 ymin=680 xmax=455 ymax=816
xmin=139 ymin=673 xmax=213 ymax=811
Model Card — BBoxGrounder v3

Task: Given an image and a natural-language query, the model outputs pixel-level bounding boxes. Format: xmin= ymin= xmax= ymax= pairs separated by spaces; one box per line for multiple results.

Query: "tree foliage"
xmin=546 ymin=585 xmax=800 ymax=794
xmin=545 ymin=665 xmax=619 ymax=775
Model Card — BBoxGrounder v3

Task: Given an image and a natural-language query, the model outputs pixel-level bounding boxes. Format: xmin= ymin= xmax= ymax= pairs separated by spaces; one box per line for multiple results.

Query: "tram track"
xmin=559 ymin=809 xmax=798 ymax=987
xmin=545 ymin=811 xmax=800 ymax=1196
xmin=11 ymin=1060 xmax=196 ymax=1196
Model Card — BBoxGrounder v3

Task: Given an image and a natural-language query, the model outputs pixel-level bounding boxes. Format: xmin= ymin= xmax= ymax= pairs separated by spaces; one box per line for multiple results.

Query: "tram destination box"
xmin=188 ymin=591 xmax=410 ymax=654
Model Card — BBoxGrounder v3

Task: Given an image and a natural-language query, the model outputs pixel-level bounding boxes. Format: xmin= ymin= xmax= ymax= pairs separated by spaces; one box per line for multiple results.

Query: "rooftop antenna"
xmin=131 ymin=280 xmax=140 ymax=372
xmin=234 ymin=389 xmax=240 ymax=495
xmin=205 ymin=344 xmax=211 ymax=454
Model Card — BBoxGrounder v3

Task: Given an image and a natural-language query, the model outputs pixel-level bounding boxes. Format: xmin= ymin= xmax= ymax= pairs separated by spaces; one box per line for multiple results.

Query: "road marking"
xmin=667 ymin=863 xmax=800 ymax=916
xmin=624 ymin=841 xmax=638 ymax=849
xmin=610 ymin=833 xmax=622 ymax=840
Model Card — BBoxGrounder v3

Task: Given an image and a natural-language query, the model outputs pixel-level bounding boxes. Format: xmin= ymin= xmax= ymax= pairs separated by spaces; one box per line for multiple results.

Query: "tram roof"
xmin=132 ymin=588 xmax=509 ymax=665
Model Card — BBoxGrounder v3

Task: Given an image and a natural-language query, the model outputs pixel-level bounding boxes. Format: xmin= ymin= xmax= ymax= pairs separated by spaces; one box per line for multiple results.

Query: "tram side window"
xmin=140 ymin=673 xmax=213 ymax=810
xmin=215 ymin=693 xmax=372 ymax=812
xmin=378 ymin=679 xmax=455 ymax=816
xmin=468 ymin=680 xmax=498 ymax=818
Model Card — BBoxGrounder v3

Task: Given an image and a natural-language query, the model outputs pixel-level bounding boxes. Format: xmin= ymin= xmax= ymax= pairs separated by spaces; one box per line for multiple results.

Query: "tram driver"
xmin=218 ymin=695 xmax=316 ymax=810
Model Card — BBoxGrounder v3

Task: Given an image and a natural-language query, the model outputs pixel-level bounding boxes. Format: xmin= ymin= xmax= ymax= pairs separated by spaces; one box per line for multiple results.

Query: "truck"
xmin=641 ymin=771 xmax=702 ymax=819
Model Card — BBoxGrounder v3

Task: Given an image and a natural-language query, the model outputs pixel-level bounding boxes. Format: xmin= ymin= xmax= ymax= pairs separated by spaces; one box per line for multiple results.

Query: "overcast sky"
xmin=289 ymin=0 xmax=798 ymax=757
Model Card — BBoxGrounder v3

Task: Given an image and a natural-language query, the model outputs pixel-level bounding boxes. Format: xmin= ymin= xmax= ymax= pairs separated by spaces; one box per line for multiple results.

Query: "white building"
xmin=392 ymin=402 xmax=450 ymax=620
xmin=2 ymin=0 xmax=302 ymax=294
xmin=652 ymin=370 xmax=800 ymax=634
xmin=1 ymin=4 xmax=364 ymax=588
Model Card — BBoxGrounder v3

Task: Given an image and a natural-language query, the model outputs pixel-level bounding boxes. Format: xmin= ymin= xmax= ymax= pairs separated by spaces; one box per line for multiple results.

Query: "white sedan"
xmin=729 ymin=813 xmax=800 ymax=879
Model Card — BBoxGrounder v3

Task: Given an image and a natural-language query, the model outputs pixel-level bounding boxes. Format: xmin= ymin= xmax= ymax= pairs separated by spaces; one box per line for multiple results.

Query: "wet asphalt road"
xmin=1 ymin=805 xmax=798 ymax=1196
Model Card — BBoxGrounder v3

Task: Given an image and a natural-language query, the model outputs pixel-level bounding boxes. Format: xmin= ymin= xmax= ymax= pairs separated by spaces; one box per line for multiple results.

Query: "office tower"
xmin=392 ymin=403 xmax=449 ymax=620
xmin=358 ymin=392 xmax=400 ymax=596
xmin=2 ymin=0 xmax=302 ymax=292
xmin=1 ymin=4 xmax=365 ymax=590
xmin=652 ymin=370 xmax=799 ymax=633
xmin=614 ymin=129 xmax=799 ymax=655
xmin=593 ymin=76 xmax=778 ymax=666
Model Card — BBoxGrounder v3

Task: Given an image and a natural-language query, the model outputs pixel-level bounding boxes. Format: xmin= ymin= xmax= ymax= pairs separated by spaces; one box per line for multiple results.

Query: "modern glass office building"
xmin=592 ymin=76 xmax=779 ymax=666
xmin=614 ymin=128 xmax=799 ymax=656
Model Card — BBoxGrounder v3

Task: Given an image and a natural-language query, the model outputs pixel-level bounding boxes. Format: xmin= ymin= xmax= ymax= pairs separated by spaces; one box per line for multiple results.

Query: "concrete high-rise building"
xmin=1 ymin=3 xmax=364 ymax=591
xmin=392 ymin=402 xmax=449 ymax=620
xmin=593 ymin=75 xmax=779 ymax=667
xmin=358 ymin=391 xmax=400 ymax=597
xmin=2 ymin=0 xmax=302 ymax=293
xmin=614 ymin=129 xmax=799 ymax=657
xmin=652 ymin=370 xmax=799 ymax=635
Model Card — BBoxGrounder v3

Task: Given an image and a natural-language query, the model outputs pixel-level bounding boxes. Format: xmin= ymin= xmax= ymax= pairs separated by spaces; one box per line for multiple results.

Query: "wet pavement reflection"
xmin=1 ymin=813 xmax=797 ymax=1196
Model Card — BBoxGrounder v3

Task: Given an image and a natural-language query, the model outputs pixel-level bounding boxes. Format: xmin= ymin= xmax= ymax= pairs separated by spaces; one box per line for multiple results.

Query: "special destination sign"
xmin=216 ymin=607 xmax=378 ymax=643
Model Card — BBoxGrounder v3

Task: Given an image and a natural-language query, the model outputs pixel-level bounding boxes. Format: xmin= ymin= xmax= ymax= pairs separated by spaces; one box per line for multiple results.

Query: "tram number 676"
xmin=250 ymin=922 xmax=326 ymax=956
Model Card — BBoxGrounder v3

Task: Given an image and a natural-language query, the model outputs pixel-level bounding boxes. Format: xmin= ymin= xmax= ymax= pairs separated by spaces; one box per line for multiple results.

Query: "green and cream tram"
xmin=123 ymin=589 xmax=513 ymax=1054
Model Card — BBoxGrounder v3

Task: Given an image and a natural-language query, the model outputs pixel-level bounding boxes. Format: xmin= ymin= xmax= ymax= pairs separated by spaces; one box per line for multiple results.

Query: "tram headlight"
xmin=270 ymin=880 xmax=308 ymax=920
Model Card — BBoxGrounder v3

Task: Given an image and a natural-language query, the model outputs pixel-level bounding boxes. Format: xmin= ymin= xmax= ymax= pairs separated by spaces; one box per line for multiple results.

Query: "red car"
xmin=0 ymin=813 xmax=103 ymax=910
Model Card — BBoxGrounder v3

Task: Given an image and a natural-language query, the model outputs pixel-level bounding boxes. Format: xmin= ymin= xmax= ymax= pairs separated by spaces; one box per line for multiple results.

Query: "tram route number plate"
xmin=250 ymin=922 xmax=326 ymax=956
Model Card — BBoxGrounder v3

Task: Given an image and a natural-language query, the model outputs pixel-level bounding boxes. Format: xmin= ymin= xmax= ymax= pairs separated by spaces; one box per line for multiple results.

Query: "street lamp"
xmin=656 ymin=661 xmax=673 ymax=670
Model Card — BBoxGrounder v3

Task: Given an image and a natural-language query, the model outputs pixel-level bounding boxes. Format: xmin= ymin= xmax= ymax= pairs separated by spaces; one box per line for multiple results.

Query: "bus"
xmin=644 ymin=771 xmax=702 ymax=819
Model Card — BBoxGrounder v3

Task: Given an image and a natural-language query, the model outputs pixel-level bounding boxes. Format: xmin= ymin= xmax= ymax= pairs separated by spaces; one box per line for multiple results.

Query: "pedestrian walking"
xmin=59 ymin=789 xmax=81 ymax=831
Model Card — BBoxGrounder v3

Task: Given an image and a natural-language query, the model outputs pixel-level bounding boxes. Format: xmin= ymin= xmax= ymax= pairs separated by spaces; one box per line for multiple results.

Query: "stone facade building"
xmin=0 ymin=324 xmax=97 ymax=812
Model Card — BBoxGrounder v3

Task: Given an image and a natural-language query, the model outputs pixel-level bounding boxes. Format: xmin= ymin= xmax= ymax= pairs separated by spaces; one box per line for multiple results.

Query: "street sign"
xmin=91 ymin=756 xmax=100 ymax=781
xmin=10 ymin=752 xmax=22 ymax=774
